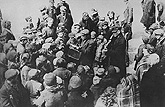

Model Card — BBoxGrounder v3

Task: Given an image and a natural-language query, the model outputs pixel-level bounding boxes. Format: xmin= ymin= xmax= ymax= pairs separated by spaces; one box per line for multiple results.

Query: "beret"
xmin=5 ymin=69 xmax=19 ymax=80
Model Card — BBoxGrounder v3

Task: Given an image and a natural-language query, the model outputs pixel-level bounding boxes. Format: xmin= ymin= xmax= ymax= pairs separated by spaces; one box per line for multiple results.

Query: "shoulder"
xmin=0 ymin=83 xmax=9 ymax=97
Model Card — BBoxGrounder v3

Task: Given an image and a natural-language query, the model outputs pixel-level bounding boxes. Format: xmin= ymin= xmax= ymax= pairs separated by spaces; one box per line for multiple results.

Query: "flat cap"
xmin=5 ymin=69 xmax=19 ymax=80
xmin=80 ymin=29 xmax=89 ymax=35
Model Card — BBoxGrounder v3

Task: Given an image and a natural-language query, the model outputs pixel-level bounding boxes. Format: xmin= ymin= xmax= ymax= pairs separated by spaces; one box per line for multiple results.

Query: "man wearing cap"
xmin=66 ymin=76 xmax=87 ymax=107
xmin=0 ymin=69 xmax=31 ymax=107
xmin=79 ymin=29 xmax=96 ymax=67
xmin=53 ymin=58 xmax=71 ymax=91
xmin=25 ymin=69 xmax=43 ymax=105
xmin=57 ymin=6 xmax=73 ymax=33
xmin=91 ymin=8 xmax=100 ymax=32
xmin=107 ymin=26 xmax=126 ymax=78
xmin=34 ymin=73 xmax=66 ymax=107
xmin=56 ymin=0 xmax=71 ymax=16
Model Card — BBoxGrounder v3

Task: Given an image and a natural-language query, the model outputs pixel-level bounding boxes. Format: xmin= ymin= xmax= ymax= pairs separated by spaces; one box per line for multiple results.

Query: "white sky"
xmin=0 ymin=0 xmax=164 ymax=38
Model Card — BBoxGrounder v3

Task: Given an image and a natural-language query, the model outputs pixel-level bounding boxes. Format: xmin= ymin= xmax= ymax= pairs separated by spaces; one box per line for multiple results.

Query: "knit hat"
xmin=5 ymin=69 xmax=19 ymax=80
xmin=69 ymin=76 xmax=82 ymax=88
xmin=43 ymin=73 xmax=57 ymax=86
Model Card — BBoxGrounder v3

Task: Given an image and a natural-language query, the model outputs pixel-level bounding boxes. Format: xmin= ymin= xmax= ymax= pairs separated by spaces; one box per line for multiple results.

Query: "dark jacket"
xmin=140 ymin=63 xmax=165 ymax=107
xmin=0 ymin=81 xmax=31 ymax=107
xmin=140 ymin=0 xmax=156 ymax=29
xmin=79 ymin=18 xmax=94 ymax=32
xmin=0 ymin=59 xmax=7 ymax=88
xmin=57 ymin=13 xmax=73 ymax=33
xmin=107 ymin=33 xmax=126 ymax=78
xmin=79 ymin=39 xmax=96 ymax=67
xmin=1 ymin=28 xmax=15 ymax=43
xmin=66 ymin=88 xmax=86 ymax=107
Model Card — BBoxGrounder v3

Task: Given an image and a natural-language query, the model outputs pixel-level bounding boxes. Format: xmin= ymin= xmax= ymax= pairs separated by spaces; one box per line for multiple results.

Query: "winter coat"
xmin=34 ymin=85 xmax=66 ymax=107
xmin=79 ymin=39 xmax=96 ymax=67
xmin=107 ymin=33 xmax=126 ymax=78
xmin=140 ymin=63 xmax=165 ymax=107
xmin=66 ymin=88 xmax=86 ymax=107
xmin=0 ymin=81 xmax=31 ymax=107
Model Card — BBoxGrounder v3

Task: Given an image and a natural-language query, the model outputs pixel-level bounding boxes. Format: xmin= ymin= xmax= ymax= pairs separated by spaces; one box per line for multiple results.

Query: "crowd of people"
xmin=0 ymin=0 xmax=165 ymax=107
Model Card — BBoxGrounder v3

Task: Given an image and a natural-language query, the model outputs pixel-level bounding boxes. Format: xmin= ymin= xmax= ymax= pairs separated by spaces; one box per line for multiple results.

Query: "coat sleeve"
xmin=108 ymin=38 xmax=126 ymax=57
xmin=0 ymin=88 xmax=13 ymax=107
xmin=135 ymin=44 xmax=144 ymax=62
xmin=34 ymin=91 xmax=45 ymax=107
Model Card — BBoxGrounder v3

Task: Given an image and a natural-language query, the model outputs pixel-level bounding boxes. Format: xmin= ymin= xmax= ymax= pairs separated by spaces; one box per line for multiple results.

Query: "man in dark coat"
xmin=56 ymin=0 xmax=71 ymax=16
xmin=140 ymin=58 xmax=165 ymax=107
xmin=140 ymin=0 xmax=156 ymax=30
xmin=66 ymin=76 xmax=88 ymax=107
xmin=79 ymin=29 xmax=96 ymax=67
xmin=0 ymin=69 xmax=31 ymax=107
xmin=107 ymin=26 xmax=126 ymax=78
xmin=57 ymin=6 xmax=73 ymax=33
xmin=53 ymin=58 xmax=71 ymax=91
